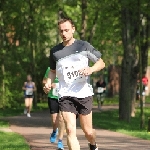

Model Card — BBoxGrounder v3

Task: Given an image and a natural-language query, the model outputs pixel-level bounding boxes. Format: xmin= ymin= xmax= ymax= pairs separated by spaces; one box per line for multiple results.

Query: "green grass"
xmin=0 ymin=102 xmax=48 ymax=150
xmin=93 ymin=95 xmax=119 ymax=106
xmin=93 ymin=95 xmax=150 ymax=106
xmin=0 ymin=102 xmax=48 ymax=117
xmin=0 ymin=131 xmax=30 ymax=150
xmin=0 ymin=120 xmax=9 ymax=127
xmin=93 ymin=108 xmax=150 ymax=140
xmin=145 ymin=95 xmax=150 ymax=103
xmin=0 ymin=102 xmax=48 ymax=127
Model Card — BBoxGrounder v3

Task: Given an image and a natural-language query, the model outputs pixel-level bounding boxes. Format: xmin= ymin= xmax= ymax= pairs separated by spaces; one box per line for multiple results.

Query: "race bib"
xmin=97 ymin=87 xmax=104 ymax=93
xmin=52 ymin=83 xmax=59 ymax=96
xmin=145 ymin=86 xmax=148 ymax=91
xmin=63 ymin=65 xmax=86 ymax=84
xmin=26 ymin=88 xmax=33 ymax=95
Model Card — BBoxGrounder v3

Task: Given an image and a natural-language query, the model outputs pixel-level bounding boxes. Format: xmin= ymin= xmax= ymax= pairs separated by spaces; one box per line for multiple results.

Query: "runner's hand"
xmin=43 ymin=79 xmax=51 ymax=94
xmin=79 ymin=67 xmax=93 ymax=76
xmin=51 ymin=83 xmax=56 ymax=88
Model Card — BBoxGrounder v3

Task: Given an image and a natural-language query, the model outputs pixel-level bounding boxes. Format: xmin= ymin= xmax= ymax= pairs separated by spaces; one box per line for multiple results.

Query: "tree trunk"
xmin=141 ymin=15 xmax=150 ymax=73
xmin=1 ymin=61 xmax=5 ymax=108
xmin=56 ymin=8 xmax=62 ymax=44
xmin=119 ymin=1 xmax=139 ymax=122
xmin=80 ymin=0 xmax=87 ymax=40
xmin=130 ymin=73 xmax=138 ymax=117
xmin=87 ymin=10 xmax=99 ymax=43
xmin=119 ymin=59 xmax=132 ymax=122
xmin=139 ymin=2 xmax=150 ymax=129
xmin=32 ymin=43 xmax=37 ymax=107
xmin=0 ymin=4 xmax=5 ymax=108
xmin=28 ymin=0 xmax=37 ymax=106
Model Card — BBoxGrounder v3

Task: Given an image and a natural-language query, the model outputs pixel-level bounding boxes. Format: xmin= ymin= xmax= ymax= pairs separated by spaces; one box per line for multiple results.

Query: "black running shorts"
xmin=48 ymin=97 xmax=59 ymax=114
xmin=25 ymin=95 xmax=34 ymax=98
xmin=59 ymin=96 xmax=93 ymax=115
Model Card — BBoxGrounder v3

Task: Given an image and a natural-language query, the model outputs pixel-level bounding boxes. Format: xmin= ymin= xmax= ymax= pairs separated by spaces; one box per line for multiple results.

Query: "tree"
xmin=0 ymin=0 xmax=149 ymax=115
xmin=119 ymin=0 xmax=140 ymax=122
xmin=119 ymin=0 xmax=150 ymax=122
xmin=0 ymin=0 xmax=58 ymax=108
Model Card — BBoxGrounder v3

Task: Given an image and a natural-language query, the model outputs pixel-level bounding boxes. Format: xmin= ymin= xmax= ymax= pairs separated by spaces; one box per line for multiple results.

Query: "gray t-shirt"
xmin=49 ymin=39 xmax=102 ymax=98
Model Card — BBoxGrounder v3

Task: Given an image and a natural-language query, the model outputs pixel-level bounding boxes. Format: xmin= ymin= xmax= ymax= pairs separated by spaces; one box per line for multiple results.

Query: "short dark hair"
xmin=58 ymin=18 xmax=75 ymax=27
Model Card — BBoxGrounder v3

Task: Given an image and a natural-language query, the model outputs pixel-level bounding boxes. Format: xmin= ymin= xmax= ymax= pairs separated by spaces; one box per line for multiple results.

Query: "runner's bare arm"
xmin=43 ymin=67 xmax=51 ymax=86
xmin=80 ymin=58 xmax=105 ymax=76
xmin=33 ymin=82 xmax=36 ymax=91
xmin=51 ymin=83 xmax=56 ymax=88
xmin=48 ymin=69 xmax=56 ymax=82
xmin=43 ymin=69 xmax=56 ymax=93
xmin=43 ymin=77 xmax=55 ymax=88
xmin=42 ymin=78 xmax=47 ymax=85
xmin=22 ymin=82 xmax=27 ymax=91
xmin=91 ymin=58 xmax=105 ymax=73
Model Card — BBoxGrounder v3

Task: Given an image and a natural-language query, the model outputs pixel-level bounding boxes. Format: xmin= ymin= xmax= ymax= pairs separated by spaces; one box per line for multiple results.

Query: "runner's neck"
xmin=63 ymin=38 xmax=75 ymax=46
xmin=27 ymin=81 xmax=32 ymax=84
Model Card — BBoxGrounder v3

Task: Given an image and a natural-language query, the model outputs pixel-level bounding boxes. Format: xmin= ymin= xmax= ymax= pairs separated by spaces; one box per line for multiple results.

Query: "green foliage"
xmin=0 ymin=0 xmax=149 ymax=109
xmin=0 ymin=0 xmax=58 ymax=108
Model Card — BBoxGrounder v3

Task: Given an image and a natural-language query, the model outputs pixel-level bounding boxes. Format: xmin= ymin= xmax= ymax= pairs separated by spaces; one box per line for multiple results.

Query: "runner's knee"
xmin=52 ymin=120 xmax=57 ymax=125
xmin=66 ymin=125 xmax=76 ymax=136
xmin=59 ymin=115 xmax=64 ymax=122
xmin=84 ymin=129 xmax=94 ymax=139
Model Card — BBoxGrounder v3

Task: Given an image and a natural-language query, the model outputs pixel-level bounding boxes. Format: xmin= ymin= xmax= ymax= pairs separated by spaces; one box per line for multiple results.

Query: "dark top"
xmin=49 ymin=39 xmax=101 ymax=70
xmin=96 ymin=81 xmax=106 ymax=93
xmin=49 ymin=39 xmax=102 ymax=84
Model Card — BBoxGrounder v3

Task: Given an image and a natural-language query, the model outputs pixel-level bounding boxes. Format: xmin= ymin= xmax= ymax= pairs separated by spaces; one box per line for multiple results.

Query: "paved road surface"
xmin=3 ymin=105 xmax=150 ymax=150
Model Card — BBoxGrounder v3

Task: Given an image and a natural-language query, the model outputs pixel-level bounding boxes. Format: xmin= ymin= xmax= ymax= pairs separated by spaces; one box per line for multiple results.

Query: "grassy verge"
xmin=0 ymin=102 xmax=48 ymax=150
xmin=0 ymin=131 xmax=30 ymax=150
xmin=0 ymin=102 xmax=48 ymax=126
xmin=0 ymin=120 xmax=30 ymax=150
xmin=93 ymin=108 xmax=150 ymax=140
xmin=0 ymin=120 xmax=9 ymax=128
xmin=93 ymin=95 xmax=119 ymax=106
xmin=0 ymin=102 xmax=48 ymax=117
xmin=93 ymin=95 xmax=150 ymax=106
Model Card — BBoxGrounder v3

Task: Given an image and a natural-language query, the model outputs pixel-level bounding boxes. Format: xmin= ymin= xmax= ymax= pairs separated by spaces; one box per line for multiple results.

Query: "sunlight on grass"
xmin=0 ymin=131 xmax=30 ymax=150
xmin=93 ymin=95 xmax=150 ymax=106
xmin=0 ymin=102 xmax=48 ymax=117
xmin=93 ymin=95 xmax=119 ymax=106
xmin=93 ymin=107 xmax=150 ymax=140
xmin=117 ymin=129 xmax=150 ymax=140
xmin=145 ymin=95 xmax=150 ymax=103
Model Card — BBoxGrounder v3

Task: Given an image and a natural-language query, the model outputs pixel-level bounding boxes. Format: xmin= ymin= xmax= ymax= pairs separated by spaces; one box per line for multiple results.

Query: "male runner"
xmin=96 ymin=76 xmax=106 ymax=106
xmin=43 ymin=67 xmax=64 ymax=150
xmin=43 ymin=18 xmax=105 ymax=150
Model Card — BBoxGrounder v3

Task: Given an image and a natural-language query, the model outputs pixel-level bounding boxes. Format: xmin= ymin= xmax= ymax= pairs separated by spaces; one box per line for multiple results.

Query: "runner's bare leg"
xmin=61 ymin=111 xmax=80 ymax=150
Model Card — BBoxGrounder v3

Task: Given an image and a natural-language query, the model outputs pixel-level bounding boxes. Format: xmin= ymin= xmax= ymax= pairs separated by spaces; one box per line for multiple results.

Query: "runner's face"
xmin=59 ymin=21 xmax=75 ymax=42
xmin=27 ymin=75 xmax=32 ymax=81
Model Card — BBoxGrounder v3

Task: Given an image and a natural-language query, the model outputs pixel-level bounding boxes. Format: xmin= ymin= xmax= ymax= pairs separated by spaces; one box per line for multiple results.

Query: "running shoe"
xmin=27 ymin=113 xmax=31 ymax=117
xmin=50 ymin=129 xmax=58 ymax=143
xmin=88 ymin=143 xmax=98 ymax=150
xmin=57 ymin=141 xmax=64 ymax=150
xmin=24 ymin=109 xmax=27 ymax=114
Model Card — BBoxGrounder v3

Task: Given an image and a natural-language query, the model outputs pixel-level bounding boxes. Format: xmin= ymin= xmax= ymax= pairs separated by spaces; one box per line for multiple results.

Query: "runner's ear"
xmin=72 ymin=26 xmax=75 ymax=34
